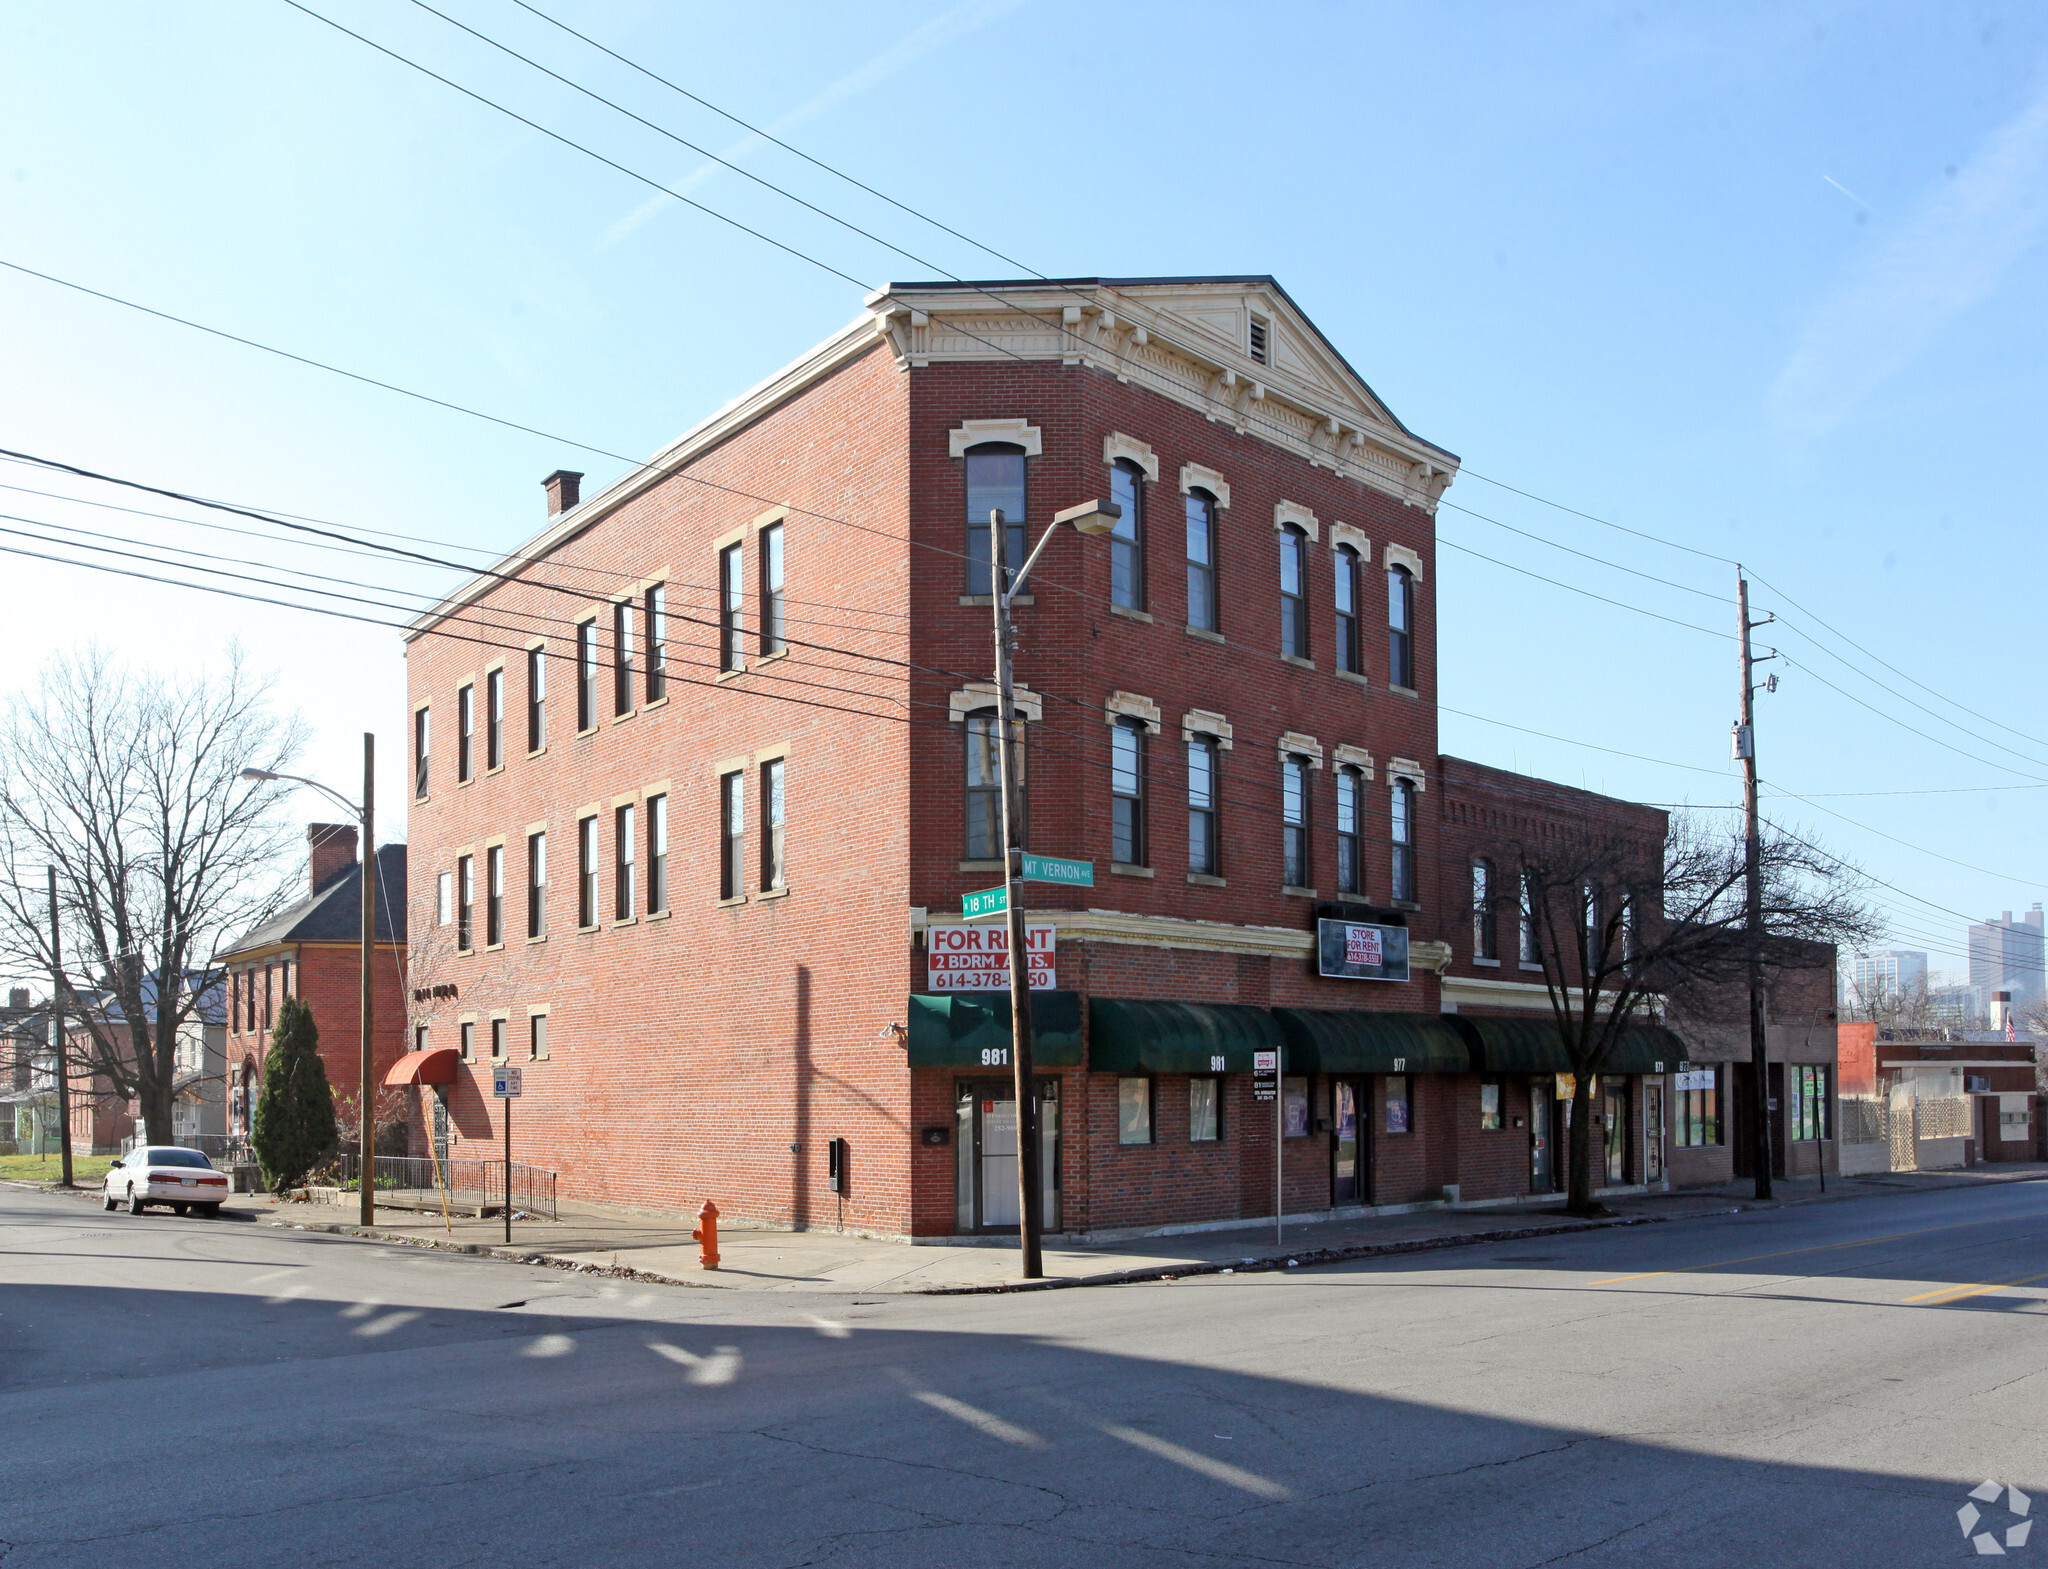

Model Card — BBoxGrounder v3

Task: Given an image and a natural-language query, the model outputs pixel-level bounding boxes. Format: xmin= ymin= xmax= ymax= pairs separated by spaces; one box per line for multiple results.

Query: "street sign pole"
xmin=493 ymin=1066 xmax=522 ymax=1245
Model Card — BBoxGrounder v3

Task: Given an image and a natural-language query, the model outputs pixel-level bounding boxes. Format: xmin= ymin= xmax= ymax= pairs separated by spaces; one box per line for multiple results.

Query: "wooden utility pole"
xmin=1736 ymin=572 xmax=1773 ymax=1201
xmin=359 ymin=732 xmax=376 ymax=1227
xmin=46 ymin=866 xmax=74 ymax=1188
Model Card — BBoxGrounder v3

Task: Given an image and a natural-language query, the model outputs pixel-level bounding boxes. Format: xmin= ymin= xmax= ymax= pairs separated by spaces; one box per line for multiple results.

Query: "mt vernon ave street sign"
xmin=1022 ymin=853 xmax=1093 ymax=887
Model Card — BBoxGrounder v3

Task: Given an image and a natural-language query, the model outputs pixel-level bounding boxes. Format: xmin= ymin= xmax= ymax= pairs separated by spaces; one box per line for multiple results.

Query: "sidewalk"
xmin=231 ymin=1161 xmax=2048 ymax=1294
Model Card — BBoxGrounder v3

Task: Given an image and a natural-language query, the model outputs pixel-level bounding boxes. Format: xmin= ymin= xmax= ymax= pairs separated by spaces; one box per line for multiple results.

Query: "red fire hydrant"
xmin=691 ymin=1201 xmax=721 ymax=1270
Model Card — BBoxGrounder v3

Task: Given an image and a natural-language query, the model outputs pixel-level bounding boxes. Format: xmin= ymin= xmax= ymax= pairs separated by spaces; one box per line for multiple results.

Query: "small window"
xmin=1249 ymin=314 xmax=1269 ymax=365
xmin=1480 ymin=1077 xmax=1503 ymax=1131
xmin=576 ymin=620 xmax=598 ymax=731
xmin=490 ymin=1018 xmax=507 ymax=1062
xmin=720 ymin=771 xmax=745 ymax=899
xmin=1472 ymin=860 xmax=1496 ymax=960
xmin=1189 ymin=1077 xmax=1221 ymax=1143
xmin=613 ymin=600 xmax=636 ymax=717
xmin=413 ymin=1024 xmax=428 ymax=1054
xmin=647 ymin=794 xmax=668 ymax=915
xmin=529 ymin=1014 xmax=549 ymax=1061
xmin=1334 ymin=545 xmax=1361 ymax=674
xmin=485 ymin=845 xmax=504 ymax=946
xmin=1185 ymin=490 xmax=1218 ymax=631
xmin=760 ymin=524 xmax=786 ymax=656
xmin=615 ymin=803 xmax=637 ymax=921
xmin=526 ymin=646 xmax=546 ymax=752
xmin=965 ymin=443 xmax=1027 ymax=596
xmin=1282 ymin=754 xmax=1310 ymax=889
xmin=1388 ymin=565 xmax=1415 ymax=690
xmin=1335 ymin=766 xmax=1363 ymax=896
xmin=1282 ymin=1076 xmax=1309 ymax=1138
xmin=644 ymin=585 xmax=666 ymax=703
xmin=456 ymin=684 xmax=474 ymax=783
xmin=761 ymin=759 xmax=786 ymax=891
xmin=526 ymin=831 xmax=546 ymax=939
xmin=719 ymin=543 xmax=744 ymax=670
xmin=1117 ymin=1077 xmax=1153 ymax=1145
xmin=414 ymin=705 xmax=430 ymax=797
xmin=456 ymin=854 xmax=474 ymax=951
xmin=1385 ymin=1074 xmax=1411 ymax=1134
xmin=1109 ymin=459 xmax=1144 ymax=609
xmin=485 ymin=669 xmax=504 ymax=770
xmin=1278 ymin=526 xmax=1307 ymax=658
xmin=577 ymin=816 xmax=597 ymax=928
xmin=1390 ymin=779 xmax=1416 ymax=904
xmin=1187 ymin=735 xmax=1220 ymax=876
xmin=436 ymin=870 xmax=452 ymax=927
xmin=1111 ymin=719 xmax=1145 ymax=866
xmin=459 ymin=1020 xmax=475 ymax=1063
xmin=1519 ymin=872 xmax=1539 ymax=964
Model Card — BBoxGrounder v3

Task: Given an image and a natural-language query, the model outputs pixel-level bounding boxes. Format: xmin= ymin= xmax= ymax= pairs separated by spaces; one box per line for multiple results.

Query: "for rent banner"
xmin=926 ymin=923 xmax=1058 ymax=991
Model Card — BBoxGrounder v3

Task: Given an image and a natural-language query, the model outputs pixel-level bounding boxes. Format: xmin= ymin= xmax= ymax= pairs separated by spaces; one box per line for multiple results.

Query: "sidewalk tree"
xmin=0 ymin=645 xmax=306 ymax=1142
xmin=1476 ymin=811 xmax=1876 ymax=1216
xmin=251 ymin=996 xmax=336 ymax=1193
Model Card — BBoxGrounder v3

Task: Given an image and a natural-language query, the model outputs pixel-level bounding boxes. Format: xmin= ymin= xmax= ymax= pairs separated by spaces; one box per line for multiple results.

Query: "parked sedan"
xmin=103 ymin=1147 xmax=231 ymax=1217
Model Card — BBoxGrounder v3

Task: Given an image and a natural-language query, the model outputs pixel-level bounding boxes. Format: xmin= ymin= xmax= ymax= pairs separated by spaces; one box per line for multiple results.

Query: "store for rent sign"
xmin=926 ymin=923 xmax=1057 ymax=991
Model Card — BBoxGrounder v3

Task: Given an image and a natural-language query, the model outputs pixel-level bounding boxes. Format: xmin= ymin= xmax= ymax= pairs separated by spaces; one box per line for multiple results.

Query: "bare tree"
xmin=1479 ymin=811 xmax=1876 ymax=1216
xmin=0 ymin=646 xmax=307 ymax=1143
xmin=1839 ymin=970 xmax=1939 ymax=1034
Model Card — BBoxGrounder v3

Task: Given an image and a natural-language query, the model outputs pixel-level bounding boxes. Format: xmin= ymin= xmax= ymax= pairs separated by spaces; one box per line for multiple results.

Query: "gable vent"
xmin=1248 ymin=316 xmax=1269 ymax=365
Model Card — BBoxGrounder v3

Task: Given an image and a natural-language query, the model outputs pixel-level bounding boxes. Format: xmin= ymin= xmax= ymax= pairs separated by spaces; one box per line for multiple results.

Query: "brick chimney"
xmin=543 ymin=470 xmax=584 ymax=516
xmin=308 ymin=823 xmax=360 ymax=894
xmin=7 ymin=988 xmax=27 ymax=1009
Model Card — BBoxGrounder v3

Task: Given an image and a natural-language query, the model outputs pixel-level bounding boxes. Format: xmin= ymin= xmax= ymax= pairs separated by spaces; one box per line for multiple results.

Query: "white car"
xmin=103 ymin=1147 xmax=231 ymax=1217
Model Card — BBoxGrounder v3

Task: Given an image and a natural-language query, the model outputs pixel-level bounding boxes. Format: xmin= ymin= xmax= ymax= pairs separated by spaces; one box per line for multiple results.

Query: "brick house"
xmin=400 ymin=275 xmax=1729 ymax=1238
xmin=218 ymin=824 xmax=409 ymax=1142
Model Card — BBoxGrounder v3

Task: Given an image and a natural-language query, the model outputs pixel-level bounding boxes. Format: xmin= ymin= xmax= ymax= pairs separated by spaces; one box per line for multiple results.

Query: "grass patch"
xmin=0 ymin=1153 xmax=116 ymax=1184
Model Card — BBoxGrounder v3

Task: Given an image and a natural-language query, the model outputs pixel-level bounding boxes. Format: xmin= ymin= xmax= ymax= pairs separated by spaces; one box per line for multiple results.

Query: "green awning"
xmin=907 ymin=991 xmax=1083 ymax=1068
xmin=1088 ymin=998 xmax=1284 ymax=1074
xmin=1273 ymin=1008 xmax=1470 ymax=1074
xmin=1451 ymin=1015 xmax=1686 ymax=1076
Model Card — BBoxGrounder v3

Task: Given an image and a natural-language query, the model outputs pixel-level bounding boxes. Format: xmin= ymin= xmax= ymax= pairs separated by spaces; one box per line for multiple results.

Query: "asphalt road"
xmin=3 ymin=1180 xmax=2045 ymax=1567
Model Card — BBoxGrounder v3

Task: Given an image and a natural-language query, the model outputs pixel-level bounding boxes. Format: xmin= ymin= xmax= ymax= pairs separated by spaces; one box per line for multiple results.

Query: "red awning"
xmin=384 ymin=1046 xmax=460 ymax=1086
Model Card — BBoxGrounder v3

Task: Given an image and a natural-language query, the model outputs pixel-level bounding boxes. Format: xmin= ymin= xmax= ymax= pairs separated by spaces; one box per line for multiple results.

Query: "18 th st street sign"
xmin=963 ymin=885 xmax=1009 ymax=919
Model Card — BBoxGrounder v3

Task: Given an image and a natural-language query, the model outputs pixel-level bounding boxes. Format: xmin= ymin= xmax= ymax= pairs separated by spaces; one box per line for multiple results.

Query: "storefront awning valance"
xmin=1451 ymin=1016 xmax=1686 ymax=1076
xmin=383 ymin=1046 xmax=460 ymax=1086
xmin=1088 ymin=998 xmax=1284 ymax=1074
xmin=907 ymin=992 xmax=1083 ymax=1068
xmin=1273 ymin=1008 xmax=1470 ymax=1074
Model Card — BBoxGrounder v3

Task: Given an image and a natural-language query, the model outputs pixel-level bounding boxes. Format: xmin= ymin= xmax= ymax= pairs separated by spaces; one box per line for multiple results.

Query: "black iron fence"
xmin=330 ymin=1152 xmax=558 ymax=1221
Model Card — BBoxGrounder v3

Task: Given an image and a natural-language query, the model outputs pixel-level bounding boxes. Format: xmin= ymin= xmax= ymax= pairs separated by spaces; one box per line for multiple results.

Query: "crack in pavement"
xmin=1525 ymin=1513 xmax=1661 ymax=1566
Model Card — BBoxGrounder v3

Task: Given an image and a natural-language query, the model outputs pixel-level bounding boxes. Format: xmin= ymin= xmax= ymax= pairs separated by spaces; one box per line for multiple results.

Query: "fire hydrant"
xmin=691 ymin=1201 xmax=721 ymax=1270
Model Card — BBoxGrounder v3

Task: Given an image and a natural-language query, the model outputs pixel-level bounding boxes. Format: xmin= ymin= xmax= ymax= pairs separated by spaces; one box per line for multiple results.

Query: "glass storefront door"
xmin=1604 ymin=1080 xmax=1629 ymax=1185
xmin=1332 ymin=1080 xmax=1364 ymax=1205
xmin=955 ymin=1078 xmax=1060 ymax=1234
xmin=1529 ymin=1079 xmax=1554 ymax=1193
xmin=1644 ymin=1084 xmax=1664 ymax=1184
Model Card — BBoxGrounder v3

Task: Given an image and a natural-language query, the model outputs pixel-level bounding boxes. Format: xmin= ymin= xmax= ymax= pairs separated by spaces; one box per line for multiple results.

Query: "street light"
xmin=986 ymin=497 xmax=1119 ymax=1281
xmin=240 ymin=732 xmax=377 ymax=1227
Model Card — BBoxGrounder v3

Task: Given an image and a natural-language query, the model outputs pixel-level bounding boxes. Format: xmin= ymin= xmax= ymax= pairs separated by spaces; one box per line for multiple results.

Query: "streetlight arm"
xmin=241 ymin=768 xmax=362 ymax=822
xmin=1000 ymin=498 xmax=1120 ymax=610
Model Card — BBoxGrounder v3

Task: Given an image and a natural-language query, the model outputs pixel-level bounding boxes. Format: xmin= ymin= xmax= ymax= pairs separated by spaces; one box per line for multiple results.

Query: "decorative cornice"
xmin=1104 ymin=690 xmax=1163 ymax=733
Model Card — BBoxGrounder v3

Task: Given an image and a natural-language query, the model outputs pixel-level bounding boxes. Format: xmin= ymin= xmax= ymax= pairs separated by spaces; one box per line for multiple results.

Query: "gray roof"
xmin=226 ymin=844 xmax=408 ymax=955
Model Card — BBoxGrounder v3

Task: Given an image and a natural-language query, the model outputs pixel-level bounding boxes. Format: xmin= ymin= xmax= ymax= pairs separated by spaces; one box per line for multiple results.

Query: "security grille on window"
xmin=577 ymin=817 xmax=597 ymax=928
xmin=1188 ymin=735 xmax=1219 ymax=876
xmin=485 ymin=845 xmax=503 ymax=946
xmin=526 ymin=646 xmax=546 ymax=752
xmin=527 ymin=832 xmax=546 ymax=938
xmin=761 ymin=760 xmax=786 ymax=890
xmin=719 ymin=544 xmax=744 ymax=671
xmin=645 ymin=585 xmax=666 ymax=703
xmin=1118 ymin=1077 xmax=1153 ymax=1144
xmin=1282 ymin=754 xmax=1310 ymax=888
xmin=647 ymin=794 xmax=668 ymax=915
xmin=1472 ymin=860 xmax=1496 ymax=959
xmin=1111 ymin=719 xmax=1145 ymax=866
xmin=1189 ymin=1077 xmax=1221 ymax=1142
xmin=414 ymin=706 xmax=430 ymax=797
xmin=456 ymin=684 xmax=473 ymax=783
xmin=965 ymin=444 xmax=1027 ymax=596
xmin=1185 ymin=490 xmax=1218 ymax=631
xmin=1109 ymin=459 xmax=1144 ymax=609
xmin=965 ymin=710 xmax=1023 ymax=862
xmin=614 ymin=600 xmax=636 ymax=716
xmin=456 ymin=854 xmax=474 ymax=950
xmin=486 ymin=669 xmax=504 ymax=770
xmin=720 ymin=771 xmax=745 ymax=899
xmin=576 ymin=621 xmax=597 ymax=731
xmin=1279 ymin=526 xmax=1308 ymax=658
xmin=1388 ymin=564 xmax=1415 ymax=689
xmin=1334 ymin=545 xmax=1361 ymax=673
xmin=1336 ymin=766 xmax=1363 ymax=895
xmin=1390 ymin=779 xmax=1416 ymax=903
xmin=615 ymin=803 xmax=636 ymax=921
xmin=760 ymin=525 xmax=786 ymax=655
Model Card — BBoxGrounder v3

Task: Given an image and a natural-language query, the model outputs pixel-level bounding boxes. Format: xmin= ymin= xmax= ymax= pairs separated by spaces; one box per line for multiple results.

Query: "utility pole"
xmin=359 ymin=732 xmax=376 ymax=1228
xmin=1736 ymin=571 xmax=1773 ymax=1201
xmin=46 ymin=866 xmax=74 ymax=1188
xmin=990 ymin=508 xmax=1043 ymax=1280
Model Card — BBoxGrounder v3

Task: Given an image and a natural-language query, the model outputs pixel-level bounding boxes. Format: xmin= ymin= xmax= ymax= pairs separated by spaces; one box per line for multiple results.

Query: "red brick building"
xmin=400 ymin=276 xmax=1735 ymax=1238
xmin=218 ymin=825 xmax=409 ymax=1142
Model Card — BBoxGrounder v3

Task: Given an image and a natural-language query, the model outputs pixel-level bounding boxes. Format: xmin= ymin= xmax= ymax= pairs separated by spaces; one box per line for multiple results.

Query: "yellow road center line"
xmin=1902 ymin=1269 xmax=2048 ymax=1306
xmin=1585 ymin=1211 xmax=2034 ymax=1287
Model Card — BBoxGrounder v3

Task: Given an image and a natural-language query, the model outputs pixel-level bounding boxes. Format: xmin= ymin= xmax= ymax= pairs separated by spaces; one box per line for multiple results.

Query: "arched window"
xmin=965 ymin=443 xmax=1027 ymax=596
xmin=1390 ymin=778 xmax=1415 ymax=903
xmin=1334 ymin=545 xmax=1361 ymax=674
xmin=1279 ymin=525 xmax=1307 ymax=658
xmin=1111 ymin=718 xmax=1145 ymax=866
xmin=1335 ymin=765 xmax=1364 ymax=895
xmin=1472 ymin=859 xmax=1496 ymax=959
xmin=1185 ymin=489 xmax=1218 ymax=631
xmin=964 ymin=708 xmax=1026 ymax=860
xmin=1109 ymin=459 xmax=1144 ymax=609
xmin=1388 ymin=564 xmax=1415 ymax=689
xmin=1282 ymin=754 xmax=1311 ymax=889
xmin=1187 ymin=734 xmax=1220 ymax=876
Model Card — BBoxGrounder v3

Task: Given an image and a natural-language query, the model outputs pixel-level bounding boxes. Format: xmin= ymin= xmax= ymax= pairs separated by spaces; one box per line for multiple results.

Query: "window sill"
xmin=1186 ymin=872 xmax=1227 ymax=887
xmin=1387 ymin=684 xmax=1420 ymax=701
xmin=456 ymin=947 xmax=474 ymax=958
xmin=646 ymin=909 xmax=670 ymax=922
xmin=717 ymin=895 xmax=749 ymax=908
xmin=1280 ymin=653 xmax=1316 ymax=670
xmin=1108 ymin=604 xmax=1153 ymax=624
xmin=1109 ymin=863 xmax=1154 ymax=878
xmin=484 ymin=942 xmax=504 ymax=954
xmin=758 ymin=886 xmax=791 ymax=901
xmin=612 ymin=917 xmax=638 ymax=929
xmin=1283 ymin=885 xmax=1319 ymax=899
xmin=576 ymin=727 xmax=598 ymax=739
xmin=486 ymin=764 xmax=505 ymax=778
xmin=959 ymin=859 xmax=1005 ymax=873
xmin=1391 ymin=899 xmax=1421 ymax=912
xmin=643 ymin=697 xmax=668 ymax=713
xmin=576 ymin=924 xmax=599 ymax=935
xmin=959 ymin=594 xmax=1035 ymax=607
xmin=1473 ymin=956 xmax=1501 ymax=968
xmin=526 ymin=747 xmax=547 ymax=759
xmin=1334 ymin=669 xmax=1370 ymax=689
xmin=1184 ymin=625 xmax=1225 ymax=644
xmin=757 ymin=648 xmax=791 ymax=665
xmin=530 ymin=1053 xmax=551 ymax=1063
xmin=715 ymin=666 xmax=747 ymax=684
xmin=1520 ymin=961 xmax=1544 ymax=972
xmin=456 ymin=776 xmax=474 ymax=789
xmin=612 ymin=709 xmax=636 ymax=724
xmin=526 ymin=934 xmax=546 ymax=945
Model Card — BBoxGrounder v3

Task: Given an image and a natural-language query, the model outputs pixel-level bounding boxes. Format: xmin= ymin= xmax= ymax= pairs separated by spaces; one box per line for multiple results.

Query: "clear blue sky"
xmin=4 ymin=0 xmax=2045 ymax=977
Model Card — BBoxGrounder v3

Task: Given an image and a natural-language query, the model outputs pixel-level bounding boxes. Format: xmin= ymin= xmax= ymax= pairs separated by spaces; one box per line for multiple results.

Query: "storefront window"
xmin=1385 ymin=1075 xmax=1411 ymax=1134
xmin=1118 ymin=1077 xmax=1153 ymax=1145
xmin=1792 ymin=1064 xmax=1829 ymax=1141
xmin=1189 ymin=1077 xmax=1221 ymax=1143
xmin=1282 ymin=1076 xmax=1310 ymax=1138
xmin=1479 ymin=1078 xmax=1503 ymax=1131
xmin=1675 ymin=1063 xmax=1719 ymax=1147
